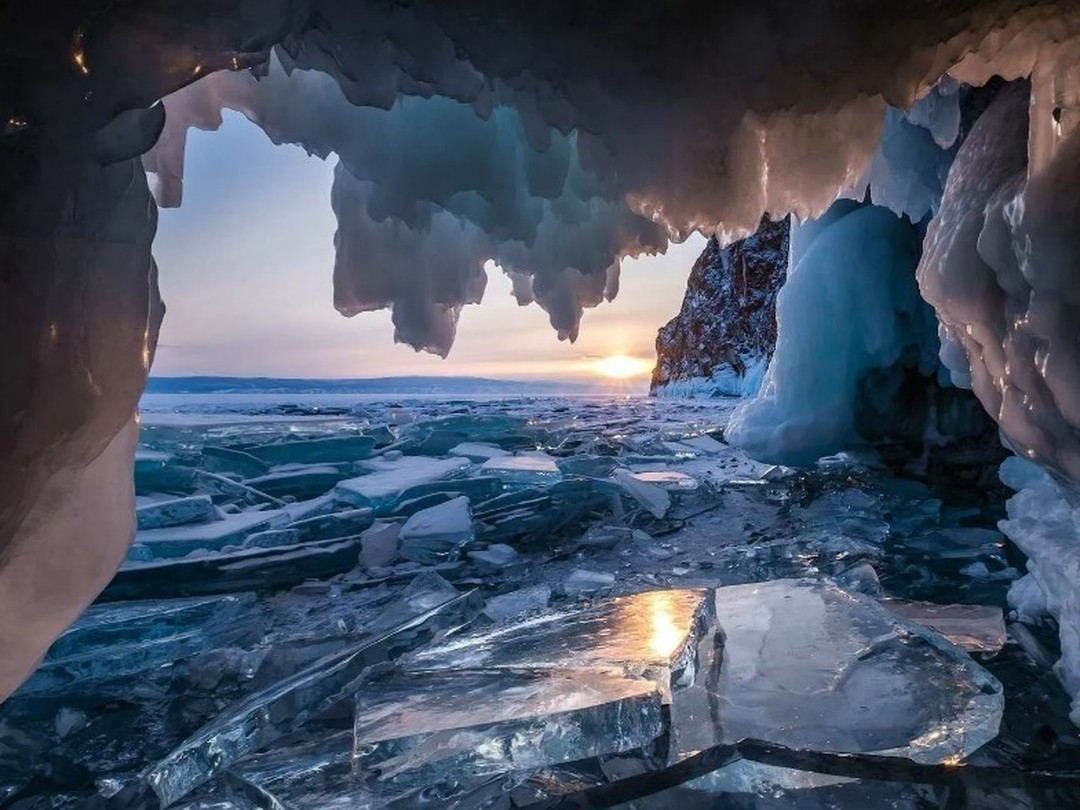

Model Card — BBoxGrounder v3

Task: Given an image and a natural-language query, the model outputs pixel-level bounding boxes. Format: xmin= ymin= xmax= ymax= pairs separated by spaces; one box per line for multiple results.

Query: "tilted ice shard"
xmin=449 ymin=442 xmax=512 ymax=462
xmin=626 ymin=470 xmax=699 ymax=492
xmin=480 ymin=452 xmax=562 ymax=488
xmin=135 ymin=496 xmax=218 ymax=531
xmin=102 ymin=536 xmax=364 ymax=601
xmin=399 ymin=496 xmax=475 ymax=564
xmin=880 ymin=598 xmax=1006 ymax=653
xmin=133 ymin=582 xmax=481 ymax=807
xmin=482 ymin=585 xmax=552 ymax=622
xmin=243 ymin=465 xmax=348 ymax=501
xmin=335 ymin=457 xmax=471 ymax=513
xmin=351 ymin=669 xmax=663 ymax=786
xmin=612 ymin=469 xmax=671 ymax=519
xmin=17 ymin=594 xmax=259 ymax=695
xmin=682 ymin=580 xmax=1003 ymax=793
xmin=244 ymin=436 xmax=376 ymax=465
xmin=134 ymin=510 xmax=284 ymax=559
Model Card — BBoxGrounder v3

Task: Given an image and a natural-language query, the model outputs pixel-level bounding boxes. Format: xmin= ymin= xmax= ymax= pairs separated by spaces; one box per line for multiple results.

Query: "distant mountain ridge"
xmin=145 ymin=376 xmax=599 ymax=395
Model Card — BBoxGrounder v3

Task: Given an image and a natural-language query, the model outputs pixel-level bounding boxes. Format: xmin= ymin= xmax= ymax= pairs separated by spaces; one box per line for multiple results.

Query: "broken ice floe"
xmin=684 ymin=579 xmax=1003 ymax=793
xmin=0 ymin=398 xmax=1042 ymax=806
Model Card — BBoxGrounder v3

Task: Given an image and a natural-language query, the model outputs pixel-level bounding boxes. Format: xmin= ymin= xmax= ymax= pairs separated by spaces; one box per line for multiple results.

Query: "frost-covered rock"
xmin=651 ymin=217 xmax=788 ymax=398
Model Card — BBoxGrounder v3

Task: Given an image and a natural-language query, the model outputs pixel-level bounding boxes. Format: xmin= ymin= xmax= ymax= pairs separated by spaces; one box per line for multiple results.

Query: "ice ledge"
xmin=1000 ymin=456 xmax=1080 ymax=724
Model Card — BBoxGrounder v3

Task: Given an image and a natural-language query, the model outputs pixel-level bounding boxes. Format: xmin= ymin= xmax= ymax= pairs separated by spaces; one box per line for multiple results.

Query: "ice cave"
xmin=6 ymin=1 xmax=1080 ymax=807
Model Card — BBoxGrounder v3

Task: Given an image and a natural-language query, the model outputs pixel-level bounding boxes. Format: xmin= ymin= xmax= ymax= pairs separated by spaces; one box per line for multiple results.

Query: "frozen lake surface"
xmin=3 ymin=395 xmax=1078 ymax=808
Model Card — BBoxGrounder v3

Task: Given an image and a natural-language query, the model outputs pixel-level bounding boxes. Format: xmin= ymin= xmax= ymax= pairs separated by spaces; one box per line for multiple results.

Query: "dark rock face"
xmin=651 ymin=216 xmax=789 ymax=397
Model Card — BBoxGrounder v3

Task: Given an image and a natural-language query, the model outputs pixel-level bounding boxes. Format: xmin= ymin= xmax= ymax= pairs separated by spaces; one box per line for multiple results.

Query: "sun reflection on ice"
xmin=643 ymin=591 xmax=685 ymax=660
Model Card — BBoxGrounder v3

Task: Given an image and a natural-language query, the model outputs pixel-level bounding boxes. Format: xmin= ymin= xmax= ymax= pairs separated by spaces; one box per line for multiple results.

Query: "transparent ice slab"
xmin=245 ymin=435 xmax=376 ymax=465
xmin=129 ymin=580 xmax=482 ymax=807
xmin=880 ymin=598 xmax=1006 ymax=653
xmin=400 ymin=496 xmax=475 ymax=564
xmin=288 ymin=508 xmax=375 ymax=542
xmin=685 ymin=579 xmax=1004 ymax=794
xmin=562 ymin=569 xmax=616 ymax=597
xmin=677 ymin=434 xmax=727 ymax=455
xmin=18 ymin=594 xmax=259 ymax=694
xmin=352 ymin=668 xmax=663 ymax=787
xmin=392 ymin=476 xmax=502 ymax=511
xmin=232 ymin=732 xmax=515 ymax=809
xmin=243 ymin=465 xmax=347 ymax=500
xmin=400 ymin=414 xmax=527 ymax=444
xmin=198 ymin=445 xmax=270 ymax=478
xmin=405 ymin=589 xmax=712 ymax=701
xmin=555 ymin=455 xmax=619 ymax=478
xmin=900 ymin=527 xmax=1005 ymax=559
xmin=103 ymin=536 xmax=365 ymax=601
xmin=229 ymin=731 xmax=357 ymax=809
xmin=482 ymin=585 xmax=551 ymax=622
xmin=467 ymin=543 xmax=519 ymax=572
xmin=136 ymin=495 xmax=218 ymax=530
xmin=135 ymin=510 xmax=283 ymax=559
xmin=335 ymin=457 xmax=471 ymax=512
xmin=449 ymin=442 xmax=512 ymax=462
xmin=625 ymin=470 xmax=700 ymax=492
xmin=612 ymin=469 xmax=671 ymax=519
xmin=480 ymin=452 xmax=562 ymax=488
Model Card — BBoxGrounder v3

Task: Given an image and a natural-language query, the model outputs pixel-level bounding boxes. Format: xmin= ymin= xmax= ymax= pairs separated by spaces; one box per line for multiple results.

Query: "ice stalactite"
xmin=920 ymin=81 xmax=1080 ymax=482
xmin=145 ymin=56 xmax=666 ymax=355
xmin=916 ymin=78 xmax=1080 ymax=722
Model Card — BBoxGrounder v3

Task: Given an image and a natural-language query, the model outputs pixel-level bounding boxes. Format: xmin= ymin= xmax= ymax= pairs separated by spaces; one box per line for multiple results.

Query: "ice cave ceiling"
xmin=4 ymin=0 xmax=1080 ymax=698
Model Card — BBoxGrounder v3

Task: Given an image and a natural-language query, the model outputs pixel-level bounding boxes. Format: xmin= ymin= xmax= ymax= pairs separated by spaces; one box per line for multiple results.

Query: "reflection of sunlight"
xmin=644 ymin=591 xmax=684 ymax=660
xmin=593 ymin=354 xmax=652 ymax=379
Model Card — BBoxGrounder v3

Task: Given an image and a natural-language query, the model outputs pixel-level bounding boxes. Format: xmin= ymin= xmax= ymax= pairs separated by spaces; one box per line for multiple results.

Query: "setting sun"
xmin=592 ymin=354 xmax=653 ymax=379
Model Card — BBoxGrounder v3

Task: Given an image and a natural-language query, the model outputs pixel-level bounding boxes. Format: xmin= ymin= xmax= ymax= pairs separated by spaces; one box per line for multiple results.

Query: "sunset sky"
xmin=151 ymin=111 xmax=705 ymax=384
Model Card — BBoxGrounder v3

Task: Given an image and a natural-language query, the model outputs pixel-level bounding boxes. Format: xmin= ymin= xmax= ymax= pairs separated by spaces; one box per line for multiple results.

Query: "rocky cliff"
xmin=651 ymin=216 xmax=789 ymax=397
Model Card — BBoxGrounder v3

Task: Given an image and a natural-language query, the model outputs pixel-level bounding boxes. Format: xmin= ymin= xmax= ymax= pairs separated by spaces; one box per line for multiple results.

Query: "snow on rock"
xmin=651 ymin=217 xmax=789 ymax=399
